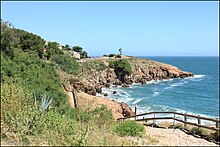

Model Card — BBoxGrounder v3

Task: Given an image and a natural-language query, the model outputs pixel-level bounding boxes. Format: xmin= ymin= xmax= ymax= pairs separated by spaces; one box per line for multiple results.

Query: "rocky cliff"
xmin=61 ymin=57 xmax=193 ymax=118
xmin=70 ymin=57 xmax=193 ymax=95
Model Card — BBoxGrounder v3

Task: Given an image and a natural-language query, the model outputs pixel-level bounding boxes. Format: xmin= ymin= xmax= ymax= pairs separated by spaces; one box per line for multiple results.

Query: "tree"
xmin=109 ymin=60 xmax=132 ymax=81
xmin=119 ymin=48 xmax=122 ymax=55
xmin=1 ymin=21 xmax=19 ymax=59
xmin=17 ymin=29 xmax=45 ymax=52
xmin=80 ymin=51 xmax=88 ymax=59
xmin=45 ymin=41 xmax=64 ymax=60
xmin=72 ymin=46 xmax=83 ymax=53
xmin=65 ymin=44 xmax=71 ymax=50
xmin=47 ymin=42 xmax=59 ymax=50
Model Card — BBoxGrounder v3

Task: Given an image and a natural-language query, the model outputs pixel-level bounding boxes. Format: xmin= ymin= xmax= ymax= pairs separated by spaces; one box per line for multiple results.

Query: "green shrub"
xmin=115 ymin=54 xmax=121 ymax=58
xmin=82 ymin=60 xmax=107 ymax=72
xmin=108 ymin=60 xmax=132 ymax=81
xmin=172 ymin=123 xmax=184 ymax=129
xmin=51 ymin=54 xmax=81 ymax=75
xmin=189 ymin=127 xmax=208 ymax=136
xmin=108 ymin=60 xmax=115 ymax=68
xmin=208 ymin=131 xmax=220 ymax=142
xmin=80 ymin=51 xmax=88 ymax=59
xmin=108 ymin=54 xmax=115 ymax=57
xmin=92 ymin=105 xmax=113 ymax=127
xmin=114 ymin=121 xmax=145 ymax=137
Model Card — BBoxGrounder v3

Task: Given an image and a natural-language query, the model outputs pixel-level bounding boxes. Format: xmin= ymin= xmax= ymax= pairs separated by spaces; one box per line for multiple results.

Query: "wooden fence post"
xmin=184 ymin=113 xmax=187 ymax=128
xmin=198 ymin=115 xmax=201 ymax=129
xmin=173 ymin=113 xmax=176 ymax=126
xmin=153 ymin=112 xmax=156 ymax=124
xmin=135 ymin=105 xmax=137 ymax=120
xmin=72 ymin=88 xmax=78 ymax=108
xmin=216 ymin=118 xmax=219 ymax=128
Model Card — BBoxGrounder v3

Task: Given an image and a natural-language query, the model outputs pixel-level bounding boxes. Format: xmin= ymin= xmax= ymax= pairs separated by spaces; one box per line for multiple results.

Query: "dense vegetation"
xmin=1 ymin=82 xmax=115 ymax=145
xmin=82 ymin=60 xmax=107 ymax=72
xmin=1 ymin=49 xmax=66 ymax=107
xmin=44 ymin=41 xmax=64 ymax=60
xmin=109 ymin=59 xmax=132 ymax=81
xmin=51 ymin=54 xmax=81 ymax=75
xmin=0 ymin=21 xmax=121 ymax=145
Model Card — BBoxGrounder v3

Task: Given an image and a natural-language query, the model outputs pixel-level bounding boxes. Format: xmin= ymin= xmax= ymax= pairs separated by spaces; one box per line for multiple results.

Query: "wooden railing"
xmin=117 ymin=111 xmax=220 ymax=131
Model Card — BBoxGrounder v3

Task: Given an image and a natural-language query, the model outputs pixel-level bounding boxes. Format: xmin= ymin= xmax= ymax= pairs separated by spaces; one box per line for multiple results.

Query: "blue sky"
xmin=1 ymin=1 xmax=219 ymax=56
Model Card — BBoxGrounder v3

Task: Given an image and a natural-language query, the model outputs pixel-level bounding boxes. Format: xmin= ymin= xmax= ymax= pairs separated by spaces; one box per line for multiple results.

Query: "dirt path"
xmin=145 ymin=126 xmax=217 ymax=146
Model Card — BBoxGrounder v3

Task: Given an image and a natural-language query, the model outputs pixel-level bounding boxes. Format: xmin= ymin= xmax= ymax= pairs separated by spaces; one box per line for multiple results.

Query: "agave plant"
xmin=33 ymin=92 xmax=53 ymax=112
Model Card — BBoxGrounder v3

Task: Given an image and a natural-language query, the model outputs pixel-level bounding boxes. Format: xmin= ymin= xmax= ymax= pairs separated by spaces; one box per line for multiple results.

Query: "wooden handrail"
xmin=117 ymin=111 xmax=174 ymax=120
xmin=173 ymin=112 xmax=219 ymax=123
xmin=173 ymin=118 xmax=219 ymax=131
xmin=117 ymin=111 xmax=220 ymax=123
xmin=117 ymin=111 xmax=220 ymax=131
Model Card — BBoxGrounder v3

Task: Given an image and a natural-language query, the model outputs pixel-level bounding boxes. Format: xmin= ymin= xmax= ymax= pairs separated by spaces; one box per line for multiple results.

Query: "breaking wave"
xmin=100 ymin=73 xmax=218 ymax=121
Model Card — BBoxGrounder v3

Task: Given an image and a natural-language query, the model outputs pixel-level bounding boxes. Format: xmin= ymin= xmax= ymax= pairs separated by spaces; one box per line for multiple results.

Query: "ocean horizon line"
xmin=89 ymin=55 xmax=219 ymax=58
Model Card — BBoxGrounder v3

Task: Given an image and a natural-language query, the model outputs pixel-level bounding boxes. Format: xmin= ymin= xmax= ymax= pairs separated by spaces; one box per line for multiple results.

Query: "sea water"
xmin=100 ymin=57 xmax=219 ymax=123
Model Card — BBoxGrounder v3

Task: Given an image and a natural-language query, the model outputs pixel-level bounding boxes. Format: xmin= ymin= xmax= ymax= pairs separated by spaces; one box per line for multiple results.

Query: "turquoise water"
xmin=101 ymin=57 xmax=219 ymax=119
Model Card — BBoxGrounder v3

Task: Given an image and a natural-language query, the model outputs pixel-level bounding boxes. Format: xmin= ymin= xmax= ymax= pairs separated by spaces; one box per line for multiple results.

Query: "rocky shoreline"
xmin=63 ymin=57 xmax=194 ymax=118
xmin=70 ymin=57 xmax=193 ymax=96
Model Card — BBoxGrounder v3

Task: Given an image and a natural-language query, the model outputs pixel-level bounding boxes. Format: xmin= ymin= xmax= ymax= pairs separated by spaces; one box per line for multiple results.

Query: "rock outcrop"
xmin=121 ymin=102 xmax=136 ymax=117
xmin=76 ymin=92 xmax=136 ymax=119
xmin=69 ymin=57 xmax=193 ymax=97
xmin=63 ymin=57 xmax=194 ymax=118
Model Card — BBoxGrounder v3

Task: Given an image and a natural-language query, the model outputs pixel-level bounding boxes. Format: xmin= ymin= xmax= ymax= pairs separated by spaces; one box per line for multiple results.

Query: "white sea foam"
xmin=193 ymin=74 xmax=205 ymax=78
xmin=131 ymin=99 xmax=142 ymax=105
xmin=146 ymin=80 xmax=163 ymax=84
xmin=131 ymin=83 xmax=142 ymax=86
xmin=102 ymin=87 xmax=135 ymax=104
xmin=164 ymin=79 xmax=189 ymax=90
xmin=152 ymin=91 xmax=160 ymax=97
xmin=185 ymin=74 xmax=205 ymax=80
xmin=172 ymin=81 xmax=188 ymax=87
xmin=100 ymin=74 xmax=217 ymax=124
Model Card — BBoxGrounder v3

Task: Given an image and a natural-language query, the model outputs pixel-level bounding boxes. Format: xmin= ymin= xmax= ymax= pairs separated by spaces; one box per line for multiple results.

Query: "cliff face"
xmin=126 ymin=58 xmax=193 ymax=84
xmin=71 ymin=57 xmax=193 ymax=96
xmin=62 ymin=57 xmax=193 ymax=118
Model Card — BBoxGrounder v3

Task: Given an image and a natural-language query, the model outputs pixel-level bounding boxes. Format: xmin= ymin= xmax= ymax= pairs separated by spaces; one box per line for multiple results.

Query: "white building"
xmin=70 ymin=51 xmax=80 ymax=60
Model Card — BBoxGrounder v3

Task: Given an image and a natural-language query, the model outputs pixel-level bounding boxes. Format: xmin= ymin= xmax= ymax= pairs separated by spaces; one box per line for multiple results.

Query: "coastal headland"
xmin=61 ymin=56 xmax=194 ymax=118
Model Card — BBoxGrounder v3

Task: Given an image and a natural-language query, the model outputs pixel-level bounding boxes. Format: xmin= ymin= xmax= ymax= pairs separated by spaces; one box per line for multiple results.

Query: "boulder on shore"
xmin=95 ymin=85 xmax=102 ymax=93
xmin=103 ymin=93 xmax=108 ymax=96
xmin=113 ymin=91 xmax=117 ymax=94
xmin=86 ymin=87 xmax=96 ymax=96
xmin=121 ymin=102 xmax=135 ymax=117
xmin=122 ymin=84 xmax=130 ymax=88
